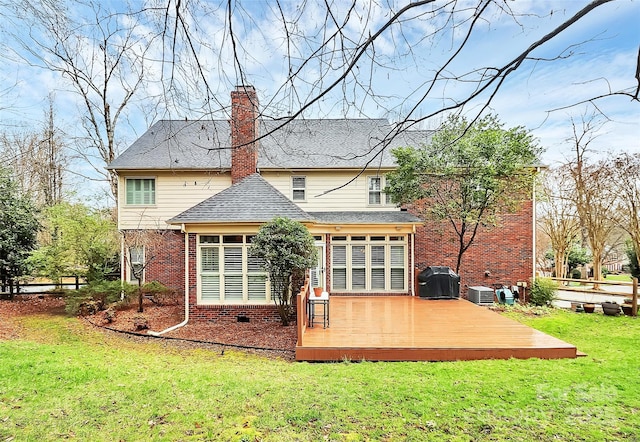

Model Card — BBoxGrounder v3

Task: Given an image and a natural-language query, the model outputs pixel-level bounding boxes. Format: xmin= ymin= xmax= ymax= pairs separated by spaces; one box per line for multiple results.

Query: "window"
xmin=332 ymin=245 xmax=347 ymax=290
xmin=128 ymin=246 xmax=144 ymax=283
xmin=198 ymin=235 xmax=269 ymax=303
xmin=126 ymin=178 xmax=155 ymax=205
xmin=331 ymin=235 xmax=406 ymax=292
xmin=292 ymin=176 xmax=306 ymax=201
xmin=368 ymin=176 xmax=390 ymax=205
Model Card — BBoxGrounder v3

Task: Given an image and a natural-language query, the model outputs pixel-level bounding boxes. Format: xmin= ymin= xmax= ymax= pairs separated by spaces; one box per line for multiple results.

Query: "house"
xmin=108 ymin=85 xmax=535 ymax=323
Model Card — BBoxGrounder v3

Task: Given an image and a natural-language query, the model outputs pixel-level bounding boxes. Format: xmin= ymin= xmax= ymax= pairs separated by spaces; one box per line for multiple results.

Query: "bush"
xmin=571 ymin=269 xmax=582 ymax=279
xmin=140 ymin=281 xmax=180 ymax=306
xmin=65 ymin=280 xmax=137 ymax=316
xmin=529 ymin=277 xmax=558 ymax=307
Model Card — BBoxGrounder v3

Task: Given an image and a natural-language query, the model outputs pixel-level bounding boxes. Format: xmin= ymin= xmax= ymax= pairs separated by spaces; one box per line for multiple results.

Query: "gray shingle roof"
xmin=108 ymin=119 xmax=431 ymax=170
xmin=308 ymin=211 xmax=423 ymax=224
xmin=168 ymin=173 xmax=314 ymax=224
xmin=108 ymin=120 xmax=232 ymax=170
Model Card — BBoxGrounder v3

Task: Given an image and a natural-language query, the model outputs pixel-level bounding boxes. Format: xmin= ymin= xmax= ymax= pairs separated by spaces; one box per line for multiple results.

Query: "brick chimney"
xmin=230 ymin=85 xmax=259 ymax=184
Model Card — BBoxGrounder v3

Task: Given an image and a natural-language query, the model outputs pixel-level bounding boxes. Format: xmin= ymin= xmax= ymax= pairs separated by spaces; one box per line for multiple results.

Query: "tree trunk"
xmin=137 ymin=278 xmax=144 ymax=313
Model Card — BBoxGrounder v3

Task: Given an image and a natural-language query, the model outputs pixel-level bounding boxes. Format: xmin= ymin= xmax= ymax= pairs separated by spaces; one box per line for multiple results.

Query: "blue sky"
xmin=0 ymin=0 xmax=638 ymax=202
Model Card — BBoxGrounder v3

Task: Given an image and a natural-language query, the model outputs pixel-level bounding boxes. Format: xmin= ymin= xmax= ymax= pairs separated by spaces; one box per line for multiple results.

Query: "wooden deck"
xmin=296 ymin=296 xmax=579 ymax=362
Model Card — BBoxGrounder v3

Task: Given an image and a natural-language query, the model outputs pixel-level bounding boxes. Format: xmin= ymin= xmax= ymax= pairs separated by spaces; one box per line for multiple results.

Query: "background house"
xmin=108 ymin=85 xmax=535 ymax=322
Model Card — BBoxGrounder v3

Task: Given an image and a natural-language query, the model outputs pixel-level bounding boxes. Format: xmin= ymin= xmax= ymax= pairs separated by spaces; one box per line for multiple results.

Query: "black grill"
xmin=417 ymin=266 xmax=460 ymax=299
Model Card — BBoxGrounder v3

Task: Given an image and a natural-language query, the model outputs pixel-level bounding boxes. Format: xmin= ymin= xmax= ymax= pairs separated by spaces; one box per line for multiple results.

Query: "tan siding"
xmin=118 ymin=171 xmax=231 ymax=229
xmin=118 ymin=169 xmax=400 ymax=230
xmin=261 ymin=170 xmax=397 ymax=212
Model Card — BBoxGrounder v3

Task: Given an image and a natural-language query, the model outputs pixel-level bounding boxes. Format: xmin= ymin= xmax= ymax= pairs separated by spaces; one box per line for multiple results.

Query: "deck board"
xmin=296 ymin=297 xmax=578 ymax=362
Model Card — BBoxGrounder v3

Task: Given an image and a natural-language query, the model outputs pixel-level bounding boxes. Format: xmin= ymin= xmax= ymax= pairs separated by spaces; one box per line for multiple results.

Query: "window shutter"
xmin=371 ymin=269 xmax=385 ymax=289
xmin=201 ymin=275 xmax=220 ymax=300
xmin=224 ymin=275 xmax=243 ymax=301
xmin=333 ymin=269 xmax=347 ymax=290
xmin=351 ymin=245 xmax=366 ymax=289
xmin=247 ymin=255 xmax=264 ymax=272
xmin=390 ymin=246 xmax=404 ymax=266
xmin=333 ymin=245 xmax=346 ymax=266
xmin=371 ymin=246 xmax=385 ymax=266
xmin=201 ymin=247 xmax=219 ymax=272
xmin=224 ymin=247 xmax=243 ymax=272
xmin=352 ymin=268 xmax=366 ymax=289
xmin=390 ymin=245 xmax=405 ymax=290
xmin=248 ymin=275 xmax=267 ymax=301
xmin=352 ymin=245 xmax=366 ymax=267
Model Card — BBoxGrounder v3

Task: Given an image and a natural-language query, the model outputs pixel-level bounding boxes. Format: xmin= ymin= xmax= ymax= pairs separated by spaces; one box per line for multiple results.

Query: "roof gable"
xmin=168 ymin=173 xmax=314 ymax=224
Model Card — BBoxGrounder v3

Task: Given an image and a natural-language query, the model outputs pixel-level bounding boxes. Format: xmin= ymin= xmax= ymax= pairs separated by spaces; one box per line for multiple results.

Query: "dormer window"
xmin=292 ymin=176 xmax=306 ymax=201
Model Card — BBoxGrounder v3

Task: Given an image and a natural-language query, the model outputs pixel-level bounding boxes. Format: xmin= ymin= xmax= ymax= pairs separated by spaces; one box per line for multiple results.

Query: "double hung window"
xmin=199 ymin=235 xmax=268 ymax=303
xmin=368 ymin=176 xmax=391 ymax=205
xmin=127 ymin=246 xmax=144 ymax=283
xmin=292 ymin=176 xmax=306 ymax=201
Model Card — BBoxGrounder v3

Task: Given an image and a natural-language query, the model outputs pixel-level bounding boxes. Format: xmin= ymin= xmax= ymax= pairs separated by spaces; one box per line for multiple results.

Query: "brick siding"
xmin=140 ymin=200 xmax=532 ymax=316
xmin=128 ymin=229 xmax=185 ymax=294
xmin=230 ymin=85 xmax=259 ymax=184
xmin=413 ymin=200 xmax=534 ymax=297
xmin=189 ymin=304 xmax=281 ymax=323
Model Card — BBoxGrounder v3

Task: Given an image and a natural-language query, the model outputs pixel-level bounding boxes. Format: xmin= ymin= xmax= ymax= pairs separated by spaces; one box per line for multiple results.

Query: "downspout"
xmin=532 ymin=168 xmax=539 ymax=281
xmin=411 ymin=226 xmax=416 ymax=296
xmin=148 ymin=224 xmax=190 ymax=336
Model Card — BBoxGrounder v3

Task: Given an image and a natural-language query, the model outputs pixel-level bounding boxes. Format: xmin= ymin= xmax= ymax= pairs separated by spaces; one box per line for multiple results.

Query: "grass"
xmin=604 ymin=274 xmax=635 ymax=282
xmin=1 ymin=310 xmax=639 ymax=441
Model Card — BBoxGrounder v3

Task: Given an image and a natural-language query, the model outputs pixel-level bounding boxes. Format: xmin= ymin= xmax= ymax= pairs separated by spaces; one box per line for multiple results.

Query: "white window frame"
xmin=198 ymin=235 xmax=270 ymax=304
xmin=125 ymin=177 xmax=156 ymax=206
xmin=127 ymin=246 xmax=144 ymax=284
xmin=292 ymin=176 xmax=306 ymax=201
xmin=330 ymin=235 xmax=407 ymax=292
xmin=367 ymin=176 xmax=391 ymax=206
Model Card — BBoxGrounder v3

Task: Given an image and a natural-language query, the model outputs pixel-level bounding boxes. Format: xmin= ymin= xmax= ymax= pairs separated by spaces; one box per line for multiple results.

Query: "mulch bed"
xmin=0 ymin=295 xmax=298 ymax=360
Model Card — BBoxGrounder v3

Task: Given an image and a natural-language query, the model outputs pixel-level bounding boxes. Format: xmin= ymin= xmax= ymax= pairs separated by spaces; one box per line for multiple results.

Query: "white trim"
xmin=124 ymin=176 xmax=157 ymax=206
xmin=291 ymin=175 xmax=307 ymax=202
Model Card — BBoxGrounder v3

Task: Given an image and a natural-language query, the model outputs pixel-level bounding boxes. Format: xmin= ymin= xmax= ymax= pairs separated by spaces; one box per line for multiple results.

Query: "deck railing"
xmin=296 ymin=277 xmax=311 ymax=346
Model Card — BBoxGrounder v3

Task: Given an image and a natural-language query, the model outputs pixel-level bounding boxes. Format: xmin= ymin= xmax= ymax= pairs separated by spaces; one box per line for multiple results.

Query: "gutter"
xmin=147 ymin=228 xmax=190 ymax=336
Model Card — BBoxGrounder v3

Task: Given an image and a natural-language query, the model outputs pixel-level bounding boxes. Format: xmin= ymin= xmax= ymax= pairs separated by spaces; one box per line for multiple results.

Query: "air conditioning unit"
xmin=467 ymin=286 xmax=494 ymax=305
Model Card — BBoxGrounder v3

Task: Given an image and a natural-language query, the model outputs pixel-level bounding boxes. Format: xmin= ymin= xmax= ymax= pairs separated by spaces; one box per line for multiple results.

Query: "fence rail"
xmin=550 ymin=276 xmax=637 ymax=316
xmin=1 ymin=276 xmax=88 ymax=297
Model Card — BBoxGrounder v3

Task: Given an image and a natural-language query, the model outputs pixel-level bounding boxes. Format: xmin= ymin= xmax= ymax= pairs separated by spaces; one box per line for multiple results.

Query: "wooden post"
xmin=75 ymin=275 xmax=80 ymax=290
xmin=632 ymin=277 xmax=638 ymax=317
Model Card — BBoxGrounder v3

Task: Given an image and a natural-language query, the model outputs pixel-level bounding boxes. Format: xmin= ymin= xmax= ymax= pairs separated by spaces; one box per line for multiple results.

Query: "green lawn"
xmin=1 ymin=309 xmax=638 ymax=441
xmin=604 ymin=274 xmax=634 ymax=282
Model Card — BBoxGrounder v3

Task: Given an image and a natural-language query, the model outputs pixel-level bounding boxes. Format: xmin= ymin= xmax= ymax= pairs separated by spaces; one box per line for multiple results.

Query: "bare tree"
xmin=565 ymin=115 xmax=619 ymax=281
xmin=154 ymin=0 xmax=638 ymax=156
xmin=0 ymin=97 xmax=66 ymax=206
xmin=121 ymin=229 xmax=172 ymax=313
xmin=4 ymin=0 xmax=157 ymax=200
xmin=537 ymin=167 xmax=581 ymax=279
xmin=3 ymin=1 xmax=638 ymax=198
xmin=611 ymin=152 xmax=640 ymax=270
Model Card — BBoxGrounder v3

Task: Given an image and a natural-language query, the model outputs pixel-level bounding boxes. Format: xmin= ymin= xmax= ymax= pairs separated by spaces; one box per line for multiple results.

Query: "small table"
xmin=308 ymin=291 xmax=329 ymax=328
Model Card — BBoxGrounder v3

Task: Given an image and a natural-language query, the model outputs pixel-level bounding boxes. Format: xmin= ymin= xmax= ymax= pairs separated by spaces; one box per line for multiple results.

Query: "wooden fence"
xmin=1 ymin=276 xmax=87 ymax=298
xmin=550 ymin=276 xmax=638 ymax=316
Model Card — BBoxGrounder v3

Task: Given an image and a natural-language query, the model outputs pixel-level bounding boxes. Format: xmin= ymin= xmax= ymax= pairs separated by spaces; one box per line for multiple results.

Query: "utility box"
xmin=468 ymin=286 xmax=494 ymax=305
